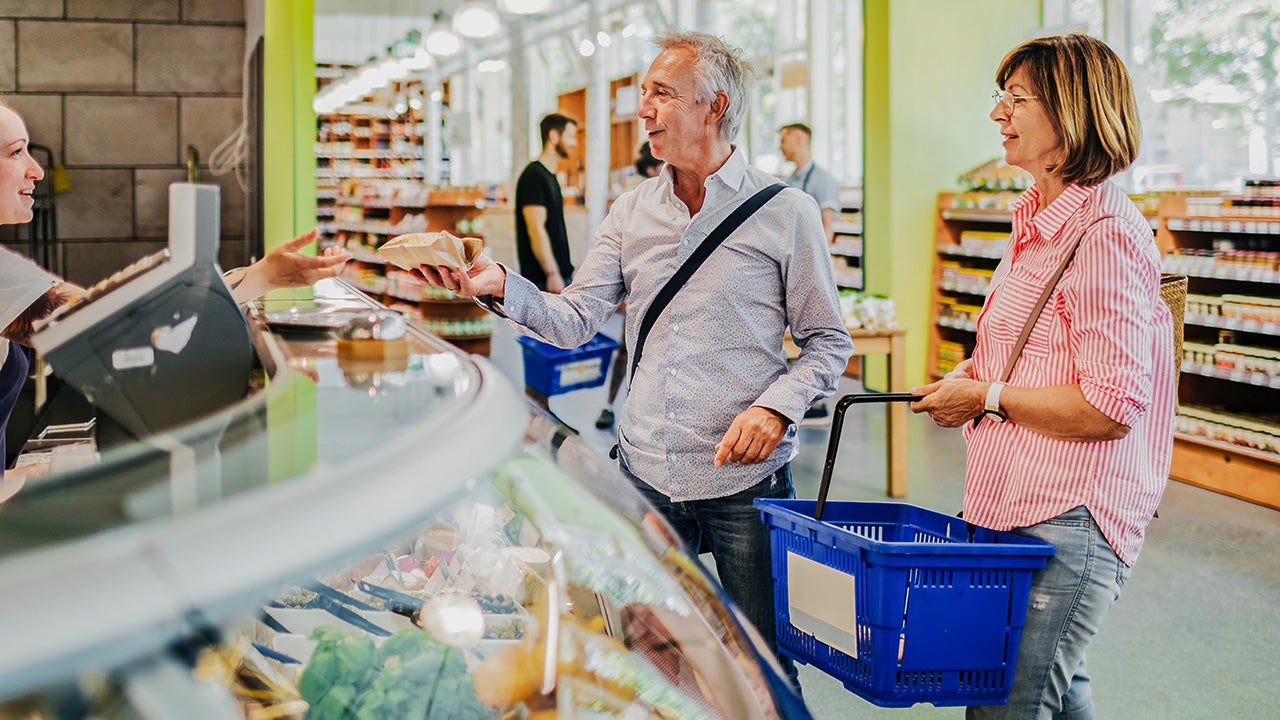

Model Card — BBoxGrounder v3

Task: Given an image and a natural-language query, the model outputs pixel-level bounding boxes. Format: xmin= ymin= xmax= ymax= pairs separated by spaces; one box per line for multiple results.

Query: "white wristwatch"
xmin=983 ymin=382 xmax=1008 ymax=423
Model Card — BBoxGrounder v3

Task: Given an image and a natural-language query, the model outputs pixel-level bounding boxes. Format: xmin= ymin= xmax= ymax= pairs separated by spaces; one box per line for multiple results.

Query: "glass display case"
xmin=0 ymin=279 xmax=808 ymax=719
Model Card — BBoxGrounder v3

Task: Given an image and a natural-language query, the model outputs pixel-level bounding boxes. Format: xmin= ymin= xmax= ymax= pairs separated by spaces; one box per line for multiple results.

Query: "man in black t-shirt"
xmin=515 ymin=113 xmax=578 ymax=293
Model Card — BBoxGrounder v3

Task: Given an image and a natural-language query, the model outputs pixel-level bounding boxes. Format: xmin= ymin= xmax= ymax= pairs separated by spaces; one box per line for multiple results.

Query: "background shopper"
xmin=779 ymin=122 xmax=840 ymax=243
xmin=515 ymin=113 xmax=578 ymax=293
xmin=910 ymin=33 xmax=1175 ymax=719
xmin=412 ymin=31 xmax=852 ymax=683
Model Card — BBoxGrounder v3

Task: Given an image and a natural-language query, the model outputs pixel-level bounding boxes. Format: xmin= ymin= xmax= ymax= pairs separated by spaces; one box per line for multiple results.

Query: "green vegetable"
xmin=299 ymin=627 xmax=487 ymax=720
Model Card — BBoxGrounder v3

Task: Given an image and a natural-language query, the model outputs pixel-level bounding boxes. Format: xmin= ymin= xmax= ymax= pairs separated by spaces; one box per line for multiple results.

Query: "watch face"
xmin=984 ymin=410 xmax=1007 ymax=423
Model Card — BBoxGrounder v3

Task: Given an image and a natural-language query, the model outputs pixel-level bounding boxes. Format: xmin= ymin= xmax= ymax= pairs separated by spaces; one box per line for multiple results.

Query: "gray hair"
xmin=653 ymin=30 xmax=754 ymax=143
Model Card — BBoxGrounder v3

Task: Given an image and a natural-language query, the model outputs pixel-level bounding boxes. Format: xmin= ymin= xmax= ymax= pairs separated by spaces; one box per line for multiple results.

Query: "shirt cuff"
xmin=1080 ymin=380 xmax=1143 ymax=427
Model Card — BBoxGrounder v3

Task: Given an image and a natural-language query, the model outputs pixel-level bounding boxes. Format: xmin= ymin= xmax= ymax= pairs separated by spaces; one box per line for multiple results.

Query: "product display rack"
xmin=928 ymin=193 xmax=1010 ymax=379
xmin=315 ymin=111 xmax=427 ymax=241
xmin=341 ymin=187 xmax=493 ymax=355
xmin=831 ymin=187 xmax=864 ymax=290
xmin=1157 ymin=193 xmax=1280 ymax=509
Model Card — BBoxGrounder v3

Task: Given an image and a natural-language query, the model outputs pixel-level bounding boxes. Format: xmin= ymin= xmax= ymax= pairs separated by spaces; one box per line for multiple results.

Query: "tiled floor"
xmin=485 ymin=317 xmax=1280 ymax=719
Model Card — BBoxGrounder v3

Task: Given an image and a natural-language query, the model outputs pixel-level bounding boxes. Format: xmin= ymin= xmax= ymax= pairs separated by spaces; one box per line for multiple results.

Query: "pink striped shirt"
xmin=963 ymin=181 xmax=1175 ymax=565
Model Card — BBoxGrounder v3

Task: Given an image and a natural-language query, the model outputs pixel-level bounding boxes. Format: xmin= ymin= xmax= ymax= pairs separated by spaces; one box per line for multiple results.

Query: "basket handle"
xmin=814 ymin=393 xmax=922 ymax=521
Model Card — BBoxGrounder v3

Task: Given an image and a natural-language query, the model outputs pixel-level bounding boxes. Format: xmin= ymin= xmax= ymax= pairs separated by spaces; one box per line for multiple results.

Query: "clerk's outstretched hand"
xmin=714 ymin=406 xmax=788 ymax=467
xmin=412 ymin=251 xmax=506 ymax=299
xmin=256 ymin=230 xmax=351 ymax=289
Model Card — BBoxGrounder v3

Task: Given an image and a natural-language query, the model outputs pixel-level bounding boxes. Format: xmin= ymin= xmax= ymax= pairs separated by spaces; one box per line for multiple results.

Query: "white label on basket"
xmin=558 ymin=357 xmax=603 ymax=387
xmin=787 ymin=551 xmax=858 ymax=658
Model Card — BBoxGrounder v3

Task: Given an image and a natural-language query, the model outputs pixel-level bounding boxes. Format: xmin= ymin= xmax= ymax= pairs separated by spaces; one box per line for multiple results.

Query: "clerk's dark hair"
xmin=996 ymin=33 xmax=1140 ymax=186
xmin=539 ymin=113 xmax=577 ymax=146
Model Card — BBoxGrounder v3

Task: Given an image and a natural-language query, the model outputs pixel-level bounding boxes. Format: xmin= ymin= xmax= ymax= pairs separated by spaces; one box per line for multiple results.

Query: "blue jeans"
xmin=968 ymin=506 xmax=1131 ymax=720
xmin=620 ymin=460 xmax=798 ymax=684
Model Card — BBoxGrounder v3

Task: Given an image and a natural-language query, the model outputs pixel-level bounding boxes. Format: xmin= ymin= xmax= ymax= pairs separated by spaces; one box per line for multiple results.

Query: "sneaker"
xmin=800 ymin=402 xmax=831 ymax=426
xmin=595 ymin=408 xmax=615 ymax=429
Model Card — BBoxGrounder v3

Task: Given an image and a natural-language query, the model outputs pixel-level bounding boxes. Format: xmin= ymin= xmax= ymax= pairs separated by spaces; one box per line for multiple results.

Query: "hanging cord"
xmin=207 ymin=48 xmax=254 ymax=192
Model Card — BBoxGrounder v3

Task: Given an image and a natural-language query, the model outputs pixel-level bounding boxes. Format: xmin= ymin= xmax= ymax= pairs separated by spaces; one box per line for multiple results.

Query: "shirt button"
xmin=671 ymin=323 xmax=679 ymax=333
xmin=668 ymin=412 xmax=675 ymax=419
xmin=669 ymin=368 xmax=676 ymax=376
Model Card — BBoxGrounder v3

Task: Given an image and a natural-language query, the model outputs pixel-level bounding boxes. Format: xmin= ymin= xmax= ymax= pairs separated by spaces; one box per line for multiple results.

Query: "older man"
xmin=415 ymin=31 xmax=852 ymax=679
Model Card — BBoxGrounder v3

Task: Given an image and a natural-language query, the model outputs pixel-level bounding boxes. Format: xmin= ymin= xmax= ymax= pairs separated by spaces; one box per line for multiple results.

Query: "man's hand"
xmin=909 ymin=377 xmax=985 ymax=428
xmin=714 ymin=406 xmax=789 ymax=467
xmin=412 ymin=251 xmax=507 ymax=299
xmin=546 ymin=271 xmax=565 ymax=294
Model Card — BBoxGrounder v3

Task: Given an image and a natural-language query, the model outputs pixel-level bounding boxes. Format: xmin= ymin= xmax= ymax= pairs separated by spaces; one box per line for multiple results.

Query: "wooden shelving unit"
xmin=1158 ymin=193 xmax=1280 ymax=508
xmin=927 ymin=193 xmax=1010 ymax=380
xmin=831 ymin=187 xmax=864 ymax=291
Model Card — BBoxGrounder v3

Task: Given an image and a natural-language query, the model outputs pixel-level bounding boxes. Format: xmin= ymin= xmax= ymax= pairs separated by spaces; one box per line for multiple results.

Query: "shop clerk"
xmin=0 ymin=100 xmax=351 ymax=496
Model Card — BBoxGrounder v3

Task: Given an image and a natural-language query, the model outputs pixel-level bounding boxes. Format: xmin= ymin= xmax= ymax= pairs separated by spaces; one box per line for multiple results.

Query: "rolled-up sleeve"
xmin=1068 ymin=218 xmax=1160 ymax=427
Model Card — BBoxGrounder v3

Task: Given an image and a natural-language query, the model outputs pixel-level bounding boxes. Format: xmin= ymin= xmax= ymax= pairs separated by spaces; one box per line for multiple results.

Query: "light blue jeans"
xmin=968 ymin=506 xmax=1132 ymax=720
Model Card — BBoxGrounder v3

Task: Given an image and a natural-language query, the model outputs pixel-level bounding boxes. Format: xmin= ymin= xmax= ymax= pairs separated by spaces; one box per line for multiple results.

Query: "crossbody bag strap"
xmin=627 ymin=183 xmax=787 ymax=382
xmin=997 ymin=214 xmax=1117 ymax=383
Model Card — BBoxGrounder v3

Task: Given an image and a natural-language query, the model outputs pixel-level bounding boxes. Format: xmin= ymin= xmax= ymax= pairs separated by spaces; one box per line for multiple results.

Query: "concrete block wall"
xmin=0 ymin=0 xmax=248 ymax=285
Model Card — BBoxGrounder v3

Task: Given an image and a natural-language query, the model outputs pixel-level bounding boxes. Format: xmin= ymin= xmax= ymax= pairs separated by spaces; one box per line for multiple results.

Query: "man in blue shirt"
xmin=780 ymin=122 xmax=842 ymax=243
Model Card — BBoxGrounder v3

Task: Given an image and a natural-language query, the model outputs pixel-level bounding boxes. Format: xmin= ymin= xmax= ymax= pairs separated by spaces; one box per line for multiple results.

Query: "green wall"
xmin=263 ymin=0 xmax=316 ymax=249
xmin=863 ymin=0 xmax=1040 ymax=387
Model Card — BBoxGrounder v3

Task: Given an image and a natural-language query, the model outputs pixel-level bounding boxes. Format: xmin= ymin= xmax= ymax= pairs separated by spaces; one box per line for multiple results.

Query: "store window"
xmin=1056 ymin=0 xmax=1280 ymax=189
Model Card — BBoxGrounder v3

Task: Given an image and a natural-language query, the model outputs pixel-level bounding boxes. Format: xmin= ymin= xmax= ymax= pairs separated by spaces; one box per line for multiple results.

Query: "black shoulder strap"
xmin=628 ymin=183 xmax=786 ymax=382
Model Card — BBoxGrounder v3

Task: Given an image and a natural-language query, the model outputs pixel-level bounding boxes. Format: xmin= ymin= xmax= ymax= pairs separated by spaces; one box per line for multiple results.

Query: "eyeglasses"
xmin=992 ymin=89 xmax=1038 ymax=113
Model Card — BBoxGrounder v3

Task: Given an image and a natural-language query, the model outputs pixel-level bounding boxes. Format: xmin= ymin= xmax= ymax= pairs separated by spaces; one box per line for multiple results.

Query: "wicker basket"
xmin=1161 ymin=274 xmax=1188 ymax=394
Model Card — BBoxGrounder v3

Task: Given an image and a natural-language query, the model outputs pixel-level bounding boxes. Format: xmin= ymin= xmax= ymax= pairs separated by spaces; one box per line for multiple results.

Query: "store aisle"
xmin=483 ymin=321 xmax=1280 ymax=719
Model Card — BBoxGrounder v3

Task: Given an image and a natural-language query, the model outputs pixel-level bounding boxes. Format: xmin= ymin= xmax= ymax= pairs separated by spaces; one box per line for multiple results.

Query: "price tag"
xmin=1229 ymin=370 xmax=1246 ymax=383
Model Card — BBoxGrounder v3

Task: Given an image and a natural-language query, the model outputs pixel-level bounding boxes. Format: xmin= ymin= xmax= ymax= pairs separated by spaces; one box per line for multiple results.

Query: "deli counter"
xmin=0 ymin=278 xmax=809 ymax=720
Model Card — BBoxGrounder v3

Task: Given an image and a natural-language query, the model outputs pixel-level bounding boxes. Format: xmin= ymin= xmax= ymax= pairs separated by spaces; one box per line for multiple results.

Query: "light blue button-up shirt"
xmin=496 ymin=147 xmax=853 ymax=501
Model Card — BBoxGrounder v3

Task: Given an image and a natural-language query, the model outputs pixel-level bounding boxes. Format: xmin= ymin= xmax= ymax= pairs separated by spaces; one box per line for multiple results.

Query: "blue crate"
xmin=518 ymin=333 xmax=620 ymax=397
xmin=755 ymin=499 xmax=1055 ymax=708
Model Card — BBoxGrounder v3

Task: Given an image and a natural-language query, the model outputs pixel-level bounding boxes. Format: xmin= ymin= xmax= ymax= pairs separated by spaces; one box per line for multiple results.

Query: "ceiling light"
xmin=498 ymin=0 xmax=550 ymax=14
xmin=403 ymin=47 xmax=433 ymax=70
xmin=430 ymin=89 xmax=444 ymax=102
xmin=596 ymin=31 xmax=612 ymax=47
xmin=578 ymin=39 xmax=596 ymax=57
xmin=379 ymin=56 xmax=407 ymax=81
xmin=621 ymin=24 xmax=637 ymax=38
xmin=452 ymin=1 xmax=500 ymax=39
xmin=425 ymin=13 xmax=462 ymax=56
xmin=477 ymin=59 xmax=507 ymax=72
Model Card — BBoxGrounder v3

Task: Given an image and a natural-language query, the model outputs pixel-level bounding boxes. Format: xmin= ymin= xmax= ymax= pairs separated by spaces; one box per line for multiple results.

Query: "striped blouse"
xmin=962 ymin=181 xmax=1176 ymax=565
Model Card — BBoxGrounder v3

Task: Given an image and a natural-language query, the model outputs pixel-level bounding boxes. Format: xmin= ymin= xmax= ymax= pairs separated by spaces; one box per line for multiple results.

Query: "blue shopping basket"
xmin=518 ymin=333 xmax=619 ymax=398
xmin=756 ymin=393 xmax=1055 ymax=708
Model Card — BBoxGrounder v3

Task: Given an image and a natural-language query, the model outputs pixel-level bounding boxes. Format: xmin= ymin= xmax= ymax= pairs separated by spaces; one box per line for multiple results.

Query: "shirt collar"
xmin=1011 ymin=182 xmax=1093 ymax=245
xmin=659 ymin=145 xmax=748 ymax=193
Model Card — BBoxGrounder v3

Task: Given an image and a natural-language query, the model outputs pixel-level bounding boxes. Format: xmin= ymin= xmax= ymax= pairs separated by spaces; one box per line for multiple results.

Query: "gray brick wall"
xmin=1 ymin=4 xmax=246 ymax=285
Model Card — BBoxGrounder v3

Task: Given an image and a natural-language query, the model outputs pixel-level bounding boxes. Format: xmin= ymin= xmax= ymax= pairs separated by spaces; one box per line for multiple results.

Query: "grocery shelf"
xmin=1161 ymin=263 xmax=1280 ymax=285
xmin=1167 ymin=217 xmax=1280 ymax=234
xmin=1184 ymin=313 xmax=1280 ymax=337
xmin=832 ymin=220 xmax=862 ymax=235
xmin=830 ymin=238 xmax=863 ymax=257
xmin=936 ymin=316 xmax=978 ymax=333
xmin=939 ymin=208 xmax=1012 ymax=223
xmin=937 ymin=281 xmax=990 ymax=296
xmin=937 ymin=245 xmax=1005 ymax=260
xmin=1180 ymin=360 xmax=1280 ymax=389
xmin=1173 ymin=432 xmax=1280 ymax=467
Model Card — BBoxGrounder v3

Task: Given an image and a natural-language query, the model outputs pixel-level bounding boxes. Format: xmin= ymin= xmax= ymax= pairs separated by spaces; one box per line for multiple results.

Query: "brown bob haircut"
xmin=996 ymin=33 xmax=1140 ymax=186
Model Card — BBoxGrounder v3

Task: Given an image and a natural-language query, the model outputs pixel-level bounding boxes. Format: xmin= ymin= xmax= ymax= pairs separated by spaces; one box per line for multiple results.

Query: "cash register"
xmin=30 ymin=183 xmax=254 ymax=439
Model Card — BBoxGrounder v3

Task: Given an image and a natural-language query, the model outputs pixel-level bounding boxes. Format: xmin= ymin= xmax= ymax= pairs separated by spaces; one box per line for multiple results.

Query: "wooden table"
xmin=786 ymin=327 xmax=909 ymax=497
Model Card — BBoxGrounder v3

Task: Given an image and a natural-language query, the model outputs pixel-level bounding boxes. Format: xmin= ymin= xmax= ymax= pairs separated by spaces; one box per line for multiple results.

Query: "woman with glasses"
xmin=911 ymin=34 xmax=1175 ymax=719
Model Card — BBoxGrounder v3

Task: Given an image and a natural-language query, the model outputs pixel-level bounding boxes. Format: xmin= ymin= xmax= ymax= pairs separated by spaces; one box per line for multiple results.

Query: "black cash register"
xmin=31 ymin=183 xmax=254 ymax=438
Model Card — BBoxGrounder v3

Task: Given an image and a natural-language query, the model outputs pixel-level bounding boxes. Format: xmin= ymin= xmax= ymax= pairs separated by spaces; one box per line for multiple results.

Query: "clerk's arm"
xmin=820 ymin=207 xmax=836 ymax=243
xmin=3 ymin=283 xmax=84 ymax=345
xmin=521 ymin=204 xmax=564 ymax=292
